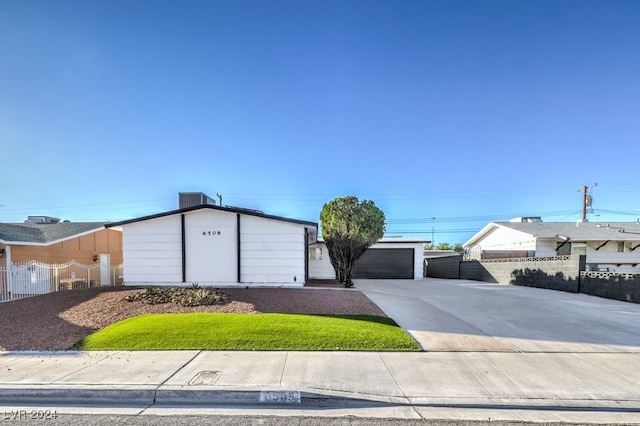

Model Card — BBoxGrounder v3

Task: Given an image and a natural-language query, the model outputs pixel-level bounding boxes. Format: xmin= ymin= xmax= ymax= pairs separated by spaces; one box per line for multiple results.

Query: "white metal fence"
xmin=0 ymin=260 xmax=124 ymax=302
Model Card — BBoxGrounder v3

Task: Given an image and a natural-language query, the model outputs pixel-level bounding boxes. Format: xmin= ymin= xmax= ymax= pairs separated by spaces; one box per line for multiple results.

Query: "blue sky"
xmin=1 ymin=0 xmax=639 ymax=244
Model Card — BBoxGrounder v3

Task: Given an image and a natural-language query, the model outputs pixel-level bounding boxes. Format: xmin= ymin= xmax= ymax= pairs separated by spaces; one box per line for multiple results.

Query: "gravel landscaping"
xmin=0 ymin=283 xmax=386 ymax=351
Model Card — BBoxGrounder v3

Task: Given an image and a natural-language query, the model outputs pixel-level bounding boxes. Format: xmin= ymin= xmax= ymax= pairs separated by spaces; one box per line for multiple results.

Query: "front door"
xmin=100 ymin=254 xmax=110 ymax=286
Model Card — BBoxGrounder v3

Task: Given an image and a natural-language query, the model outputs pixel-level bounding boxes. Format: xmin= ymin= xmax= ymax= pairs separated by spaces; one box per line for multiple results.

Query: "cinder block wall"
xmin=580 ymin=273 xmax=640 ymax=303
xmin=460 ymin=255 xmax=585 ymax=292
xmin=448 ymin=255 xmax=639 ymax=304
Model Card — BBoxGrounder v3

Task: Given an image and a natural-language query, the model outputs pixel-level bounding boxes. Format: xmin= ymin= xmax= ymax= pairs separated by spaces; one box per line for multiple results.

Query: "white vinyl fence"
xmin=0 ymin=260 xmax=123 ymax=302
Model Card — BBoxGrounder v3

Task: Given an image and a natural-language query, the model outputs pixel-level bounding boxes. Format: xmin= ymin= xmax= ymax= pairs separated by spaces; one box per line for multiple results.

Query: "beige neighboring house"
xmin=0 ymin=216 xmax=123 ymax=296
xmin=0 ymin=216 xmax=122 ymax=267
xmin=464 ymin=217 xmax=640 ymax=273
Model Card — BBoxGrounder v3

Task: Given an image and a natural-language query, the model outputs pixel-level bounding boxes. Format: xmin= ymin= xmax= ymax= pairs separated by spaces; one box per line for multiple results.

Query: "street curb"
xmin=155 ymin=388 xmax=406 ymax=407
xmin=0 ymin=386 xmax=156 ymax=406
xmin=0 ymin=386 xmax=405 ymax=408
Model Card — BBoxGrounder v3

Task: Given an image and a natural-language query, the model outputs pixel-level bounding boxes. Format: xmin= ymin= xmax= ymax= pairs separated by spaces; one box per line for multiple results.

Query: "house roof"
xmin=0 ymin=222 xmax=108 ymax=245
xmin=105 ymin=204 xmax=318 ymax=229
xmin=464 ymin=221 xmax=640 ymax=247
xmin=315 ymin=236 xmax=429 ymax=244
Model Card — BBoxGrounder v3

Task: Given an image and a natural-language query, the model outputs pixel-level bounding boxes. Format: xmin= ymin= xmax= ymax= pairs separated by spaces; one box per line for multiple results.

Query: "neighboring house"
xmin=0 ymin=216 xmax=122 ymax=268
xmin=464 ymin=217 xmax=640 ymax=273
xmin=106 ymin=205 xmax=318 ymax=287
xmin=309 ymin=237 xmax=427 ymax=280
xmin=0 ymin=216 xmax=123 ymax=297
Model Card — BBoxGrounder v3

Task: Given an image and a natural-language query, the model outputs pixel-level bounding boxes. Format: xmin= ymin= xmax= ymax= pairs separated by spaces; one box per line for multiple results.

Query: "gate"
xmin=0 ymin=260 xmax=123 ymax=302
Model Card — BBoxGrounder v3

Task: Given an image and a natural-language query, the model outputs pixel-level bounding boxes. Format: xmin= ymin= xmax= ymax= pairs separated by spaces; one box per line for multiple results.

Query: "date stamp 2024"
xmin=3 ymin=410 xmax=58 ymax=420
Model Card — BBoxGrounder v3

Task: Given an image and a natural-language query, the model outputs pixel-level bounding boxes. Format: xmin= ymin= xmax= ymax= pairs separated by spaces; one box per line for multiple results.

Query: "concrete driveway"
xmin=355 ymin=278 xmax=640 ymax=353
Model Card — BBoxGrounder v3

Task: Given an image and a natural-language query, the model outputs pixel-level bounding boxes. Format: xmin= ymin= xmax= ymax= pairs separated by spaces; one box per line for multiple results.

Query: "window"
xmin=617 ymin=242 xmax=625 ymax=253
xmin=556 ymin=242 xmax=571 ymax=256
xmin=571 ymin=242 xmax=586 ymax=255
xmin=310 ymin=247 xmax=322 ymax=260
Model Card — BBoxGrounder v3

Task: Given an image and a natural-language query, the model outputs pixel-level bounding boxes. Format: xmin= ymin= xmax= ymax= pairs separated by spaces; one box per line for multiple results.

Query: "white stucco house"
xmin=464 ymin=218 xmax=640 ymax=273
xmin=106 ymin=205 xmax=318 ymax=287
xmin=309 ymin=237 xmax=427 ymax=280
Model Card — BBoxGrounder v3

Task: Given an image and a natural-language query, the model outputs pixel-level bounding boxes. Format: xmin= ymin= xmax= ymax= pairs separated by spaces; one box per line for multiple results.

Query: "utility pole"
xmin=216 ymin=193 xmax=223 ymax=206
xmin=431 ymin=217 xmax=436 ymax=249
xmin=578 ymin=183 xmax=597 ymax=221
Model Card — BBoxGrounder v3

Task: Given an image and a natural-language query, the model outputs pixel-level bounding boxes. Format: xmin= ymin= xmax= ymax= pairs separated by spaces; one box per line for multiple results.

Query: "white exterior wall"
xmin=120 ymin=208 xmax=311 ymax=287
xmin=494 ymin=236 xmax=640 ymax=273
xmin=309 ymin=241 xmax=424 ymax=280
xmin=467 ymin=227 xmax=536 ymax=259
xmin=477 ymin=227 xmax=537 ymax=250
xmin=536 ymin=239 xmax=640 ymax=273
xmin=588 ymin=241 xmax=640 ymax=273
xmin=184 ymin=209 xmax=238 ymax=283
xmin=121 ymin=215 xmax=183 ymax=284
xmin=309 ymin=243 xmax=335 ymax=280
xmin=534 ymin=239 xmax=560 ymax=257
xmin=240 ymin=215 xmax=306 ymax=286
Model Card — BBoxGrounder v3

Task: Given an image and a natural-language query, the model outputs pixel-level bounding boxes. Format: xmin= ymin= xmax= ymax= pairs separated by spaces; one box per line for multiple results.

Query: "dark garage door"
xmin=353 ymin=248 xmax=414 ymax=279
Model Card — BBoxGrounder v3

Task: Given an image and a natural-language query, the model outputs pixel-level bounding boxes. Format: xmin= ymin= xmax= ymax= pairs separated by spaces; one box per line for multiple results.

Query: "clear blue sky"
xmin=1 ymin=0 xmax=639 ymax=244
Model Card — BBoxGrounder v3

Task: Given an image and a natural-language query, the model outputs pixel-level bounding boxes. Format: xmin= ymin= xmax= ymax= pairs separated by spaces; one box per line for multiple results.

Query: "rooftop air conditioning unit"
xmin=179 ymin=192 xmax=217 ymax=209
xmin=25 ymin=216 xmax=60 ymax=224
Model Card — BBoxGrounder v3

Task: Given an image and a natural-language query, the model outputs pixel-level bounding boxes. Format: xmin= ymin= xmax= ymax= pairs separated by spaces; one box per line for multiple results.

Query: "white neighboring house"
xmin=106 ymin=205 xmax=318 ymax=287
xmin=464 ymin=218 xmax=640 ymax=273
xmin=309 ymin=237 xmax=427 ymax=280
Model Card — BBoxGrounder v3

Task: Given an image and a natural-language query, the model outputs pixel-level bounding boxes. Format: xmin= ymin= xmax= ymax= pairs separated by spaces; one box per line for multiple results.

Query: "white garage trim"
xmin=309 ymin=237 xmax=427 ymax=280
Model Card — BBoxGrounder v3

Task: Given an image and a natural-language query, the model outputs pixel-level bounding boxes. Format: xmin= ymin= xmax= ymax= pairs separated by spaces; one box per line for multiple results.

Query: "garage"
xmin=353 ymin=248 xmax=414 ymax=279
xmin=308 ymin=237 xmax=427 ymax=280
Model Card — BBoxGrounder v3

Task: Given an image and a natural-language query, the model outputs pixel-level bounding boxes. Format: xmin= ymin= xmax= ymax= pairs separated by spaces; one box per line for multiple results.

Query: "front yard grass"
xmin=72 ymin=313 xmax=421 ymax=351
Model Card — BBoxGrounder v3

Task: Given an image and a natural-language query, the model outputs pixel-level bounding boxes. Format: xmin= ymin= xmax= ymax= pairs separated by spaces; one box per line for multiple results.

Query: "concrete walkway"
xmin=1 ymin=349 xmax=640 ymax=423
xmin=1 ymin=278 xmax=639 ymax=423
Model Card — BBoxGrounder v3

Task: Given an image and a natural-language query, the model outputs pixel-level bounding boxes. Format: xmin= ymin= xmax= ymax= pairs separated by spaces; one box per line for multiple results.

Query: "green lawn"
xmin=72 ymin=313 xmax=421 ymax=351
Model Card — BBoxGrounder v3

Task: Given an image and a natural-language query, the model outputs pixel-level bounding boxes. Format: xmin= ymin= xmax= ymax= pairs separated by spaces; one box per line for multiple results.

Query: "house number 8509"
xmin=202 ymin=231 xmax=221 ymax=236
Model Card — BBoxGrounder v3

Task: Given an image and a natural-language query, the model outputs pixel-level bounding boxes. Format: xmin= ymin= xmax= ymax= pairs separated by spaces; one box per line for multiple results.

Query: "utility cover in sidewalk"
xmin=189 ymin=371 xmax=221 ymax=385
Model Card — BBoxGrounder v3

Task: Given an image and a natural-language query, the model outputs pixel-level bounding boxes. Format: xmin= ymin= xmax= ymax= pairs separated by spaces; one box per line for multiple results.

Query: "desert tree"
xmin=320 ymin=196 xmax=385 ymax=287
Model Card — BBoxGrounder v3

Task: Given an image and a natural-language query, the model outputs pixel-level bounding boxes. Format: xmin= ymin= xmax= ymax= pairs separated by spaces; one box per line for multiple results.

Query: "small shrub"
xmin=124 ymin=286 xmax=228 ymax=307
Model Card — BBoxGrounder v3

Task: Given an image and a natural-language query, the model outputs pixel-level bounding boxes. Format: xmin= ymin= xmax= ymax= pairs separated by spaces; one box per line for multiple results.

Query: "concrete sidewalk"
xmin=1 ymin=350 xmax=639 ymax=423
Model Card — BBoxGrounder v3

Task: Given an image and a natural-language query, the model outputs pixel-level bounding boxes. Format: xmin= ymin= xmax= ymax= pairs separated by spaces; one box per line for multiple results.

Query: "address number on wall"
xmin=202 ymin=231 xmax=222 ymax=236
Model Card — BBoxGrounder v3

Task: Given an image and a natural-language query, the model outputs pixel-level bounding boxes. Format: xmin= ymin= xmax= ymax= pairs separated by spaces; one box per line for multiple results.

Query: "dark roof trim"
xmin=375 ymin=239 xmax=430 ymax=244
xmin=105 ymin=205 xmax=318 ymax=229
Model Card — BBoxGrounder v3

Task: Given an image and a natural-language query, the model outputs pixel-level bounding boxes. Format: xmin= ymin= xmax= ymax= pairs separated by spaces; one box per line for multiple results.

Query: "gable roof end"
xmin=105 ymin=204 xmax=318 ymax=229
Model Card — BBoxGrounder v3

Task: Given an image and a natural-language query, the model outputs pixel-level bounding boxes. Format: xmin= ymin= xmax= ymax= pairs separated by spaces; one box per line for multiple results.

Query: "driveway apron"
xmin=354 ymin=278 xmax=640 ymax=353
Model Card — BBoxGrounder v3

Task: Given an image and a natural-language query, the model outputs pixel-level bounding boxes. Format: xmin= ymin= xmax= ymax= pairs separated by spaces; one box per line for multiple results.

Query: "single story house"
xmin=463 ymin=218 xmax=640 ymax=273
xmin=106 ymin=205 xmax=318 ymax=287
xmin=0 ymin=216 xmax=122 ymax=267
xmin=0 ymin=216 xmax=123 ymax=295
xmin=309 ymin=237 xmax=427 ymax=280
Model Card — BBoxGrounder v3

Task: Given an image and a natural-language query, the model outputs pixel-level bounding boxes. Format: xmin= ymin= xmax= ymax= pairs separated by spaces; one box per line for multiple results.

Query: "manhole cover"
xmin=189 ymin=371 xmax=221 ymax=385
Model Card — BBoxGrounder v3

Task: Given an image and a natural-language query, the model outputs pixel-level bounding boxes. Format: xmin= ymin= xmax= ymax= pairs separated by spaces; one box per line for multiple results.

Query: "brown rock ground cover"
xmin=0 ymin=283 xmax=385 ymax=351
